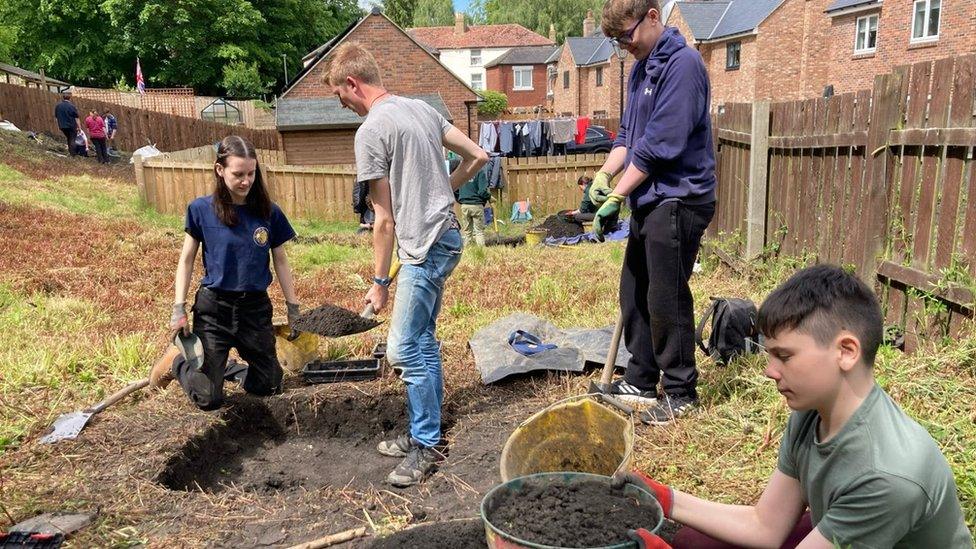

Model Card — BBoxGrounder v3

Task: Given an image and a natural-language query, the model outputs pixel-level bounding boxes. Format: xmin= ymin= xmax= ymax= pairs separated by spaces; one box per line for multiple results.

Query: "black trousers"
xmin=61 ymin=128 xmax=76 ymax=155
xmin=171 ymin=287 xmax=282 ymax=410
xmin=620 ymin=201 xmax=715 ymax=399
xmin=91 ymin=137 xmax=108 ymax=163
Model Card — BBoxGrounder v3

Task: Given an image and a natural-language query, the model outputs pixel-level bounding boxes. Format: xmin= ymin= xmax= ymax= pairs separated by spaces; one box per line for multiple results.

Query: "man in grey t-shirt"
xmin=325 ymin=42 xmax=487 ymax=488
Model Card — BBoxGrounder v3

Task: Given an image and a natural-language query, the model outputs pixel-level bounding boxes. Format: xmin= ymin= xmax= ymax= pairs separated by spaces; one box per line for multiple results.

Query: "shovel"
xmin=586 ymin=314 xmax=634 ymax=415
xmin=39 ymin=378 xmax=150 ymax=444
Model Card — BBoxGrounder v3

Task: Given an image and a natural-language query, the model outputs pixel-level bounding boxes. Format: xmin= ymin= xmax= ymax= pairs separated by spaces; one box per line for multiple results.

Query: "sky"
xmin=359 ymin=0 xmax=474 ymax=16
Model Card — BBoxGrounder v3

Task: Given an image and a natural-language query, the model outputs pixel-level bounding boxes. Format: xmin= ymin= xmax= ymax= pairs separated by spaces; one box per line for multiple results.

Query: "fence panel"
xmin=501 ymin=153 xmax=606 ymax=218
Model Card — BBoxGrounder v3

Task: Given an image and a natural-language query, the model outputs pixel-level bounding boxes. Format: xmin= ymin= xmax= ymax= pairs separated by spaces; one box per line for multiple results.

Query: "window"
xmin=596 ymin=67 xmax=604 ymax=86
xmin=911 ymin=0 xmax=940 ymax=42
xmin=513 ymin=66 xmax=533 ymax=90
xmin=855 ymin=14 xmax=878 ymax=53
xmin=470 ymin=73 xmax=484 ymax=90
xmin=563 ymin=71 xmax=570 ymax=89
xmin=470 ymin=49 xmax=482 ymax=66
xmin=201 ymin=98 xmax=242 ymax=125
xmin=726 ymin=41 xmax=740 ymax=70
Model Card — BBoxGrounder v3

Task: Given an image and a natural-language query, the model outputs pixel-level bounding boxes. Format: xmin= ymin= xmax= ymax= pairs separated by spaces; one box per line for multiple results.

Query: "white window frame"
xmin=910 ymin=0 xmax=940 ymax=43
xmin=512 ymin=66 xmax=533 ymax=91
xmin=854 ymin=14 xmax=878 ymax=54
xmin=470 ymin=72 xmax=484 ymax=90
xmin=470 ymin=49 xmax=482 ymax=66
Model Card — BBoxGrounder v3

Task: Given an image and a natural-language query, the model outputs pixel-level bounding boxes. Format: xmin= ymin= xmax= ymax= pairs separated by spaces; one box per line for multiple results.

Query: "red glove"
xmin=629 ymin=528 xmax=672 ymax=549
xmin=612 ymin=470 xmax=674 ymax=518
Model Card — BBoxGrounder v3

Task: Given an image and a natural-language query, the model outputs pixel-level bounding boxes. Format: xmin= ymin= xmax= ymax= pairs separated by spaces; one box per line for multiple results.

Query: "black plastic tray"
xmin=301 ymin=358 xmax=381 ymax=384
xmin=372 ymin=342 xmax=387 ymax=359
xmin=0 ymin=531 xmax=65 ymax=549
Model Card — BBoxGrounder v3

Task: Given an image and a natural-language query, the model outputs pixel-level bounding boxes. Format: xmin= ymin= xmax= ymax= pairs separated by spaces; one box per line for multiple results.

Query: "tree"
xmin=477 ymin=90 xmax=508 ymax=117
xmin=384 ymin=0 xmax=417 ymax=29
xmin=469 ymin=0 xmax=606 ymax=43
xmin=412 ymin=0 xmax=454 ymax=27
xmin=222 ymin=61 xmax=269 ymax=98
xmin=0 ymin=25 xmax=16 ymax=63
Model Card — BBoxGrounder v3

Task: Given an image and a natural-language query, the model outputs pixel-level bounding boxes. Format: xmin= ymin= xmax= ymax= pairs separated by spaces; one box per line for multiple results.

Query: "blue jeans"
xmin=387 ymin=229 xmax=463 ymax=448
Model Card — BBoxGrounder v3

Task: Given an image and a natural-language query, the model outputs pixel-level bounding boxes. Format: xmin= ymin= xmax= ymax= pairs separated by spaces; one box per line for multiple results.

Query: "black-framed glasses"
xmin=611 ymin=11 xmax=647 ymax=47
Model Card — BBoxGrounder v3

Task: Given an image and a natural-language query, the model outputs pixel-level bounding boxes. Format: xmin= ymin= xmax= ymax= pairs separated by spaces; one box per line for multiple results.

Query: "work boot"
xmin=640 ymin=394 xmax=698 ymax=426
xmin=149 ymin=345 xmax=180 ymax=390
xmin=387 ymin=446 xmax=443 ymax=487
xmin=377 ymin=434 xmax=416 ymax=458
xmin=607 ymin=379 xmax=658 ymax=406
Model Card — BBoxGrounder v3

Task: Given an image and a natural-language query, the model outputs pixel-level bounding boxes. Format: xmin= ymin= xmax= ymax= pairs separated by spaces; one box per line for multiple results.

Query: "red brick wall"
xmin=827 ymin=2 xmax=976 ymax=94
xmin=283 ymin=13 xmax=479 ymax=139
xmin=486 ymin=64 xmax=548 ymax=108
xmin=553 ymin=46 xmax=579 ymax=116
xmin=702 ymin=35 xmax=758 ymax=107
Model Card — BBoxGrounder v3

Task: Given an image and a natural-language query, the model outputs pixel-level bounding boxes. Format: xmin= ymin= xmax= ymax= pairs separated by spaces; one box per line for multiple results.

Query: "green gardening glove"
xmin=593 ymin=193 xmax=624 ymax=242
xmin=588 ymin=171 xmax=613 ymax=205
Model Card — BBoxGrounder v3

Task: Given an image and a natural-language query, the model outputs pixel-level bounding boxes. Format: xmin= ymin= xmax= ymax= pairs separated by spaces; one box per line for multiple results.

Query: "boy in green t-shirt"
xmin=615 ymin=264 xmax=973 ymax=549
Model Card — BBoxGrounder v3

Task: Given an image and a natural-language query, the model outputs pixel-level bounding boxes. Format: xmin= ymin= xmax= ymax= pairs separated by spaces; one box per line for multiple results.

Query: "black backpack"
xmin=695 ymin=297 xmax=761 ymax=365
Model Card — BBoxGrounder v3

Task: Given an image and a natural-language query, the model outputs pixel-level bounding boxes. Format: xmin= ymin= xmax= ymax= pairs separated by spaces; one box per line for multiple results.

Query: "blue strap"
xmin=508 ymin=330 xmax=558 ymax=356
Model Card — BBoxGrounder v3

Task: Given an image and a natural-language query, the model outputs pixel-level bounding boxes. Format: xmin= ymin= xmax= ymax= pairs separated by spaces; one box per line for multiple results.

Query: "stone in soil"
xmin=292 ymin=303 xmax=379 ymax=337
xmin=534 ymin=215 xmax=583 ymax=239
xmin=366 ymin=519 xmax=486 ymax=549
xmin=485 ymin=478 xmax=660 ymax=548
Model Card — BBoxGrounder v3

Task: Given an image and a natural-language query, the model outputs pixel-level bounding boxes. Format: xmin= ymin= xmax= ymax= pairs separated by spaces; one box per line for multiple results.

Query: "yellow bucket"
xmin=582 ymin=221 xmax=594 ymax=233
xmin=273 ymin=323 xmax=320 ymax=373
xmin=524 ymin=230 xmax=546 ymax=247
xmin=499 ymin=395 xmax=634 ymax=482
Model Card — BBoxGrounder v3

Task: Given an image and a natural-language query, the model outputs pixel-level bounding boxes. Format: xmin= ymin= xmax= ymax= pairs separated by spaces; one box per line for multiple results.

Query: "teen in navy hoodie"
xmin=589 ymin=0 xmax=716 ymax=424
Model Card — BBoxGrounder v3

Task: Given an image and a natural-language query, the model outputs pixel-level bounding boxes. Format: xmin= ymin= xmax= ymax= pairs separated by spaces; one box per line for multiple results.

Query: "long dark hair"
xmin=212 ymin=135 xmax=272 ymax=226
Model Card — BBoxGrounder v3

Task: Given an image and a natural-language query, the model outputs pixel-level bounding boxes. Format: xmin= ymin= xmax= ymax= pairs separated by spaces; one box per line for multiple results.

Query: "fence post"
xmin=745 ymin=101 xmax=770 ymax=260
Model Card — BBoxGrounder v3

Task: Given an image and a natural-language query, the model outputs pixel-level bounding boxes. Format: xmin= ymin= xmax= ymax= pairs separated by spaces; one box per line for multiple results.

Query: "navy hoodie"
xmin=614 ymin=27 xmax=716 ymax=211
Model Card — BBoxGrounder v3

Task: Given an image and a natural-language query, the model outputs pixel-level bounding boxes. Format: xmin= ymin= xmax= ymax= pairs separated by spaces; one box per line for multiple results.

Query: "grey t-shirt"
xmin=355 ymin=95 xmax=456 ymax=264
xmin=778 ymin=384 xmax=973 ymax=548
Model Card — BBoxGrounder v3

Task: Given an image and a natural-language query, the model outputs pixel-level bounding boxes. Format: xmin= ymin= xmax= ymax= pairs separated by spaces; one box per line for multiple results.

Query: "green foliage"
xmin=0 ymin=24 xmax=16 ymax=63
xmin=221 ymin=61 xmax=269 ymax=98
xmin=384 ymin=0 xmax=417 ymax=29
xmin=412 ymin=0 xmax=454 ymax=27
xmin=468 ymin=0 xmax=606 ymax=43
xmin=477 ymin=90 xmax=508 ymax=117
xmin=0 ymin=0 xmax=362 ymax=95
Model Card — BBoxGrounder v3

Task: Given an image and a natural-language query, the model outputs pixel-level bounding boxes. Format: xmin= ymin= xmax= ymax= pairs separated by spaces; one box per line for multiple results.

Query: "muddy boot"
xmin=149 ymin=345 xmax=180 ymax=390
xmin=387 ymin=446 xmax=443 ymax=488
xmin=377 ymin=434 xmax=415 ymax=458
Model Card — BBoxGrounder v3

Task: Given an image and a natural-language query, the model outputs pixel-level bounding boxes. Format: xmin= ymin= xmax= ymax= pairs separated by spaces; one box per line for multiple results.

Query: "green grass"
xmin=289 ymin=241 xmax=370 ymax=274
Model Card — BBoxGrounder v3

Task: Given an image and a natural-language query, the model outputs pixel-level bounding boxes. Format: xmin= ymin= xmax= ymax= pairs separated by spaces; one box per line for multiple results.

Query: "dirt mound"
xmin=485 ymin=478 xmax=660 ymax=547
xmin=0 ymin=129 xmax=133 ymax=183
xmin=293 ymin=304 xmax=380 ymax=337
xmin=158 ymin=392 xmax=408 ymax=493
xmin=367 ymin=518 xmax=485 ymax=548
xmin=534 ymin=215 xmax=583 ymax=239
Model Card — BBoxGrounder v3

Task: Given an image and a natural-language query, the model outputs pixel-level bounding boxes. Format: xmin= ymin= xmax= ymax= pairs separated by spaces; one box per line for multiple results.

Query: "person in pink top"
xmin=84 ymin=109 xmax=109 ymax=164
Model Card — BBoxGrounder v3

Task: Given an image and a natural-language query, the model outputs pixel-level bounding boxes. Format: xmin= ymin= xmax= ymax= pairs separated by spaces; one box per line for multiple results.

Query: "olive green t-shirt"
xmin=777 ymin=384 xmax=973 ymax=548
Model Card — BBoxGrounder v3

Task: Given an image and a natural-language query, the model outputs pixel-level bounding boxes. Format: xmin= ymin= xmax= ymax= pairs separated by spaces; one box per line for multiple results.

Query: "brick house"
xmin=824 ymin=0 xmax=976 ymax=94
xmin=276 ymin=8 xmax=479 ymax=165
xmin=551 ymin=10 xmax=637 ymax=118
xmin=408 ymin=14 xmax=554 ymax=92
xmin=484 ymin=45 xmax=558 ymax=109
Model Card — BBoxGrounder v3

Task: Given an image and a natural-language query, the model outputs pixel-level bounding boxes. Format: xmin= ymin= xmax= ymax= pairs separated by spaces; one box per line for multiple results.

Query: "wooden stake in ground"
xmin=285 ymin=526 xmax=368 ymax=549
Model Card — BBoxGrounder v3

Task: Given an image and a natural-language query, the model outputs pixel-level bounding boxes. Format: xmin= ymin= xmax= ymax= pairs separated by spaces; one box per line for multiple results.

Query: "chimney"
xmin=549 ymin=23 xmax=556 ymax=42
xmin=583 ymin=9 xmax=595 ymax=37
xmin=455 ymin=12 xmax=467 ymax=34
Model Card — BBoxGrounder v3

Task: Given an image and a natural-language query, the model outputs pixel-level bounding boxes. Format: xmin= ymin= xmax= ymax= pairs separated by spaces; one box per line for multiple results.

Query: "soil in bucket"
xmin=292 ymin=303 xmax=379 ymax=337
xmin=367 ymin=518 xmax=486 ymax=549
xmin=486 ymin=478 xmax=657 ymax=548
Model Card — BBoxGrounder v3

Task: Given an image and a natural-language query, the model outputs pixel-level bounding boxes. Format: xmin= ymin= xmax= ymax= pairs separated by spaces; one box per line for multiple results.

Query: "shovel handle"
xmin=361 ymin=260 xmax=403 ymax=319
xmin=87 ymin=378 xmax=150 ymax=415
xmin=600 ymin=314 xmax=625 ymax=386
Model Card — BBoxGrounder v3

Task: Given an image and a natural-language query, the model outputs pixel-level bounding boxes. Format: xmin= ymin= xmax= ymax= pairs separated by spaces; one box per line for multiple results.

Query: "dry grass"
xmin=0 ymin=132 xmax=973 ymax=545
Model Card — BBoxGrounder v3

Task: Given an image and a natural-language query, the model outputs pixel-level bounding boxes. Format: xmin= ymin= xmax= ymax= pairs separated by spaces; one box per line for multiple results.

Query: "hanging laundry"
xmin=575 ymin=116 xmax=590 ymax=145
xmin=479 ymin=122 xmax=498 ymax=153
xmin=550 ymin=119 xmax=576 ymax=144
xmin=486 ymin=155 xmax=504 ymax=189
xmin=498 ymin=122 xmax=515 ymax=155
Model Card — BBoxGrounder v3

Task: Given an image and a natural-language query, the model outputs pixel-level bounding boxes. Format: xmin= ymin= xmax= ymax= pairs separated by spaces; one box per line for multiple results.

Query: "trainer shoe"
xmin=387 ymin=446 xmax=443 ymax=487
xmin=640 ymin=395 xmax=698 ymax=425
xmin=607 ymin=379 xmax=658 ymax=406
xmin=377 ymin=434 xmax=416 ymax=457
xmin=149 ymin=345 xmax=180 ymax=389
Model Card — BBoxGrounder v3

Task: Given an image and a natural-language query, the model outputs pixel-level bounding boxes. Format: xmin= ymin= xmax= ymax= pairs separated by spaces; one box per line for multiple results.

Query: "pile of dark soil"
xmin=367 ymin=518 xmax=486 ymax=548
xmin=485 ymin=478 xmax=659 ymax=547
xmin=485 ymin=234 xmax=525 ymax=247
xmin=534 ymin=215 xmax=583 ymax=239
xmin=293 ymin=303 xmax=379 ymax=337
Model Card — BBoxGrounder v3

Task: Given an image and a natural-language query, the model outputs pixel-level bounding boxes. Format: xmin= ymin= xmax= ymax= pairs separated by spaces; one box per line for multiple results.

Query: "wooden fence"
xmin=0 ymin=83 xmax=280 ymax=152
xmin=712 ymin=53 xmax=976 ymax=348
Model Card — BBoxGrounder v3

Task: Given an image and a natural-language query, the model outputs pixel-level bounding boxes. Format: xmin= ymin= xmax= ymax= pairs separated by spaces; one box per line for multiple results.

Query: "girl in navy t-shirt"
xmin=149 ymin=135 xmax=301 ymax=410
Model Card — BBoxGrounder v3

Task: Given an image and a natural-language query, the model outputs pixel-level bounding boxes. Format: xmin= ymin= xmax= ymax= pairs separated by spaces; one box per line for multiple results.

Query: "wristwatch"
xmin=373 ymin=276 xmax=392 ymax=287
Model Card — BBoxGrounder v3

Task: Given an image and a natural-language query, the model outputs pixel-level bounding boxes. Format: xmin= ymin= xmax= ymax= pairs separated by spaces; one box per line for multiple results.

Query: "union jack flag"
xmin=136 ymin=58 xmax=146 ymax=94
